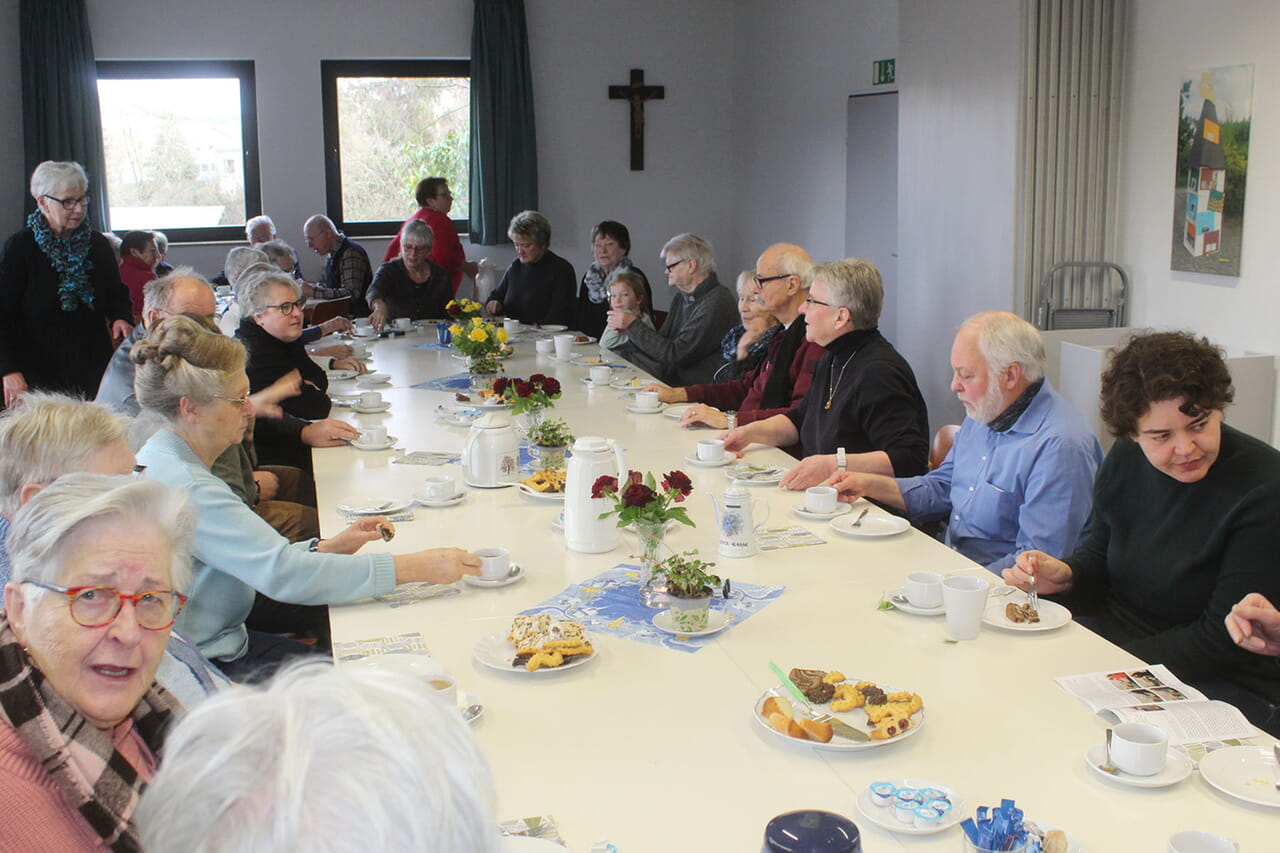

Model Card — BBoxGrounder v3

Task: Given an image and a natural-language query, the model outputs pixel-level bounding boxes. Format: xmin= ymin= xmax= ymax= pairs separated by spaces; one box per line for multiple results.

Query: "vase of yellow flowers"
xmin=445 ymin=297 xmax=483 ymax=322
xmin=448 ymin=316 xmax=508 ymax=388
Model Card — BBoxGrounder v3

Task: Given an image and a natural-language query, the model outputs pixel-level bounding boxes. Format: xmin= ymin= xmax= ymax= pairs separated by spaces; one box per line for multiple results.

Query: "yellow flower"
xmin=469 ymin=328 xmax=488 ymax=342
xmin=446 ymin=300 xmax=458 ymax=310
xmin=448 ymin=324 xmax=462 ymax=335
xmin=496 ymin=328 xmax=509 ymax=343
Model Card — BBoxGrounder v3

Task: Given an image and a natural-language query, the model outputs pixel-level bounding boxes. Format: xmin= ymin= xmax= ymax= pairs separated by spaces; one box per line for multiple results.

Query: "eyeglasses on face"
xmin=664 ymin=258 xmax=689 ymax=273
xmin=753 ymin=273 xmax=791 ymax=287
xmin=804 ymin=296 xmax=836 ymax=309
xmin=22 ymin=580 xmax=187 ymax=631
xmin=260 ymin=298 xmax=306 ymax=316
xmin=43 ymin=194 xmax=91 ymax=211
xmin=214 ymin=393 xmax=251 ymax=408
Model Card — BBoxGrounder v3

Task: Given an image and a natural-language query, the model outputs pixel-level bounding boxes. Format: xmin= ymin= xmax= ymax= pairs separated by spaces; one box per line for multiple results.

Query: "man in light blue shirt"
xmin=827 ymin=312 xmax=1103 ymax=573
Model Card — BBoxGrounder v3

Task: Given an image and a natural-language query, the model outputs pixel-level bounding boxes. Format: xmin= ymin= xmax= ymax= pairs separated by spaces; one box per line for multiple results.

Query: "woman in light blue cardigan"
xmin=133 ymin=316 xmax=480 ymax=681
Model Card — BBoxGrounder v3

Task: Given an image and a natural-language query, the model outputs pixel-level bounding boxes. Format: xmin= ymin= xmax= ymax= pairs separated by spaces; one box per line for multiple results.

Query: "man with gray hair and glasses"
xmin=827 ymin=311 xmax=1103 ymax=572
xmin=723 ymin=257 xmax=929 ymax=489
xmin=609 ymin=233 xmax=738 ymax=385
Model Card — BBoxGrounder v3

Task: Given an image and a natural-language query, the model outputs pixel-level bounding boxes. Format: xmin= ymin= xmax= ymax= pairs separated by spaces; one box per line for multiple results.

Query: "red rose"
xmin=661 ymin=470 xmax=693 ymax=499
xmin=446 ymin=303 xmax=460 ymax=316
xmin=529 ymin=373 xmax=547 ymax=383
xmin=542 ymin=377 xmax=562 ymax=396
xmin=515 ymin=380 xmax=534 ymax=397
xmin=492 ymin=377 xmax=510 ymax=396
xmin=622 ymin=482 xmax=655 ymax=508
xmin=591 ymin=475 xmax=618 ymax=498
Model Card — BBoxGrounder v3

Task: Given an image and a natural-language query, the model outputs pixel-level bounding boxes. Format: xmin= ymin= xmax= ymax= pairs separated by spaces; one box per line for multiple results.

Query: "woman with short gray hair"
xmin=0 ymin=161 xmax=134 ymax=406
xmin=483 ymin=210 xmax=577 ymax=326
xmin=367 ymin=218 xmax=452 ymax=329
xmin=0 ymin=473 xmax=194 ymax=851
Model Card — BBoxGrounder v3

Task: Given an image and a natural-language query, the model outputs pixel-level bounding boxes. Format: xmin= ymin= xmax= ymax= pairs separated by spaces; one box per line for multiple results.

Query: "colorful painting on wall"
xmin=1171 ymin=64 xmax=1253 ymax=277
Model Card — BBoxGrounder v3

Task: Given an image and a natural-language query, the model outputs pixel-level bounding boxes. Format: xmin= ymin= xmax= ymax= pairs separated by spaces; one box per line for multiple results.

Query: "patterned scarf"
xmin=582 ymin=256 xmax=637 ymax=303
xmin=28 ymin=211 xmax=96 ymax=312
xmin=0 ymin=614 xmax=181 ymax=852
xmin=720 ymin=322 xmax=782 ymax=364
xmin=988 ymin=379 xmax=1044 ymax=432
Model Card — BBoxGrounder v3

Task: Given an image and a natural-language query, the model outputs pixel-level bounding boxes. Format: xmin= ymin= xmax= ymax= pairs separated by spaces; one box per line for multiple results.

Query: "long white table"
xmin=316 ymin=331 xmax=1276 ymax=852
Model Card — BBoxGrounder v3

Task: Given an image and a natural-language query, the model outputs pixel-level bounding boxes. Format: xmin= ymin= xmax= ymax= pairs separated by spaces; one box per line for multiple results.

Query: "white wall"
xmin=897 ymin=0 xmax=1023 ymax=430
xmin=1117 ymin=1 xmax=1280 ymax=350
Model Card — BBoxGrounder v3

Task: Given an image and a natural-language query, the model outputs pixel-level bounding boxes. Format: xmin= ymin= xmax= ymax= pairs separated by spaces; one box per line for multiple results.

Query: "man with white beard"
xmin=826 ymin=311 xmax=1103 ymax=573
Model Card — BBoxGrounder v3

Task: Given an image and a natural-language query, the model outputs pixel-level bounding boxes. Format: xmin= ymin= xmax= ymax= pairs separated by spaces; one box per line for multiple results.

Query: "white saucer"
xmin=570 ymin=355 xmax=611 ymax=366
xmin=830 ymin=513 xmax=910 ymax=538
xmin=412 ymin=492 xmax=467 ymax=508
xmin=611 ymin=377 xmax=645 ymax=390
xmin=350 ymin=436 xmax=396 ymax=451
xmin=357 ymin=372 xmax=391 ymax=386
xmin=652 ymin=608 xmax=730 ymax=637
xmin=539 ymin=324 xmax=568 ymax=332
xmin=572 ymin=336 xmax=597 ymax=345
xmin=855 ymin=779 xmax=964 ymax=836
xmin=663 ymin=404 xmax=692 ymax=420
xmin=351 ymin=328 xmax=378 ymax=338
xmin=626 ymin=404 xmax=665 ymax=415
xmin=1084 ymin=742 xmax=1193 ymax=788
xmin=337 ymin=495 xmax=412 ymax=515
xmin=1197 ymin=745 xmax=1280 ymax=808
xmin=982 ymin=596 xmax=1073 ymax=632
xmin=352 ymin=402 xmax=391 ymax=414
xmin=517 ymin=483 xmax=565 ymax=502
xmin=886 ymin=587 xmax=945 ymax=616
xmin=580 ymin=377 xmax=615 ymax=388
xmin=726 ymin=464 xmax=786 ymax=484
xmin=683 ymin=452 xmax=734 ymax=467
xmin=463 ymin=478 xmax=517 ymax=490
xmin=462 ymin=563 xmax=526 ymax=588
xmin=326 ymin=369 xmax=358 ymax=381
xmin=792 ymin=501 xmax=854 ymax=520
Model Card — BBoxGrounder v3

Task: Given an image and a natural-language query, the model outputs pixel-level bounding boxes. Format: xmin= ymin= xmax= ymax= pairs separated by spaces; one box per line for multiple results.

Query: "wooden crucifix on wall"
xmin=608 ymin=68 xmax=664 ymax=171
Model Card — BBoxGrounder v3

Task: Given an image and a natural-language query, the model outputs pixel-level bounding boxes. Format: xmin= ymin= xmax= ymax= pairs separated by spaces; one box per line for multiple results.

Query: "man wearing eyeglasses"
xmin=643 ymin=244 xmax=825 ymax=447
xmin=722 ymin=257 xmax=930 ymax=489
xmin=302 ymin=214 xmax=373 ymax=317
xmin=607 ymin=233 xmax=738 ymax=386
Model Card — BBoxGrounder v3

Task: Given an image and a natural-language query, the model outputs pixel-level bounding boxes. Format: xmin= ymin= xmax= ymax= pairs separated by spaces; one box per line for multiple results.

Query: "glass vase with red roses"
xmin=592 ymin=470 xmax=695 ymax=605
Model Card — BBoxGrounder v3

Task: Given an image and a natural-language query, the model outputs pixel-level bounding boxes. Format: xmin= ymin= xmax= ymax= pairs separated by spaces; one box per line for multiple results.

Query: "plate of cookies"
xmin=754 ymin=668 xmax=925 ymax=751
xmin=517 ymin=469 xmax=566 ymax=501
xmin=473 ymin=614 xmax=596 ymax=674
xmin=981 ymin=595 xmax=1072 ymax=632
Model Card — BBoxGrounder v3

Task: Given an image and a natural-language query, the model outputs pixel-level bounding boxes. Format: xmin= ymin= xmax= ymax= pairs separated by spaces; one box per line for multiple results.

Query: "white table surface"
xmin=315 ymin=329 xmax=1277 ymax=852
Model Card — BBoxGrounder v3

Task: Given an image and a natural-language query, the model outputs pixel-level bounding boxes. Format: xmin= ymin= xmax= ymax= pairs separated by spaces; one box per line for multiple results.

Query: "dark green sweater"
xmin=1062 ymin=424 xmax=1280 ymax=704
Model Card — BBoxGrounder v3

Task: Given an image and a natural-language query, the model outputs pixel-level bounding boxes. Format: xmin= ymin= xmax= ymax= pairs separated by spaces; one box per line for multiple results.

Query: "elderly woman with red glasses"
xmin=0 ymin=473 xmax=196 ymax=851
xmin=0 ymin=161 xmax=134 ymax=407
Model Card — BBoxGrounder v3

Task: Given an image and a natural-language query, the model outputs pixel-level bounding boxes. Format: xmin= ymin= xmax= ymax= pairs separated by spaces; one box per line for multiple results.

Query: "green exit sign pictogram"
xmin=873 ymin=59 xmax=895 ymax=85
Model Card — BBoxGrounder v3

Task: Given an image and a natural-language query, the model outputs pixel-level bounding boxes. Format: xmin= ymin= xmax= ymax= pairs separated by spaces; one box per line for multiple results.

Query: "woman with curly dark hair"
xmin=1004 ymin=330 xmax=1280 ymax=734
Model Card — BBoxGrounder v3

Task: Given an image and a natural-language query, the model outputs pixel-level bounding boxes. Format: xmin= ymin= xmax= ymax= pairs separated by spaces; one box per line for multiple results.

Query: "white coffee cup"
xmin=536 ymin=338 xmax=554 ymax=354
xmin=476 ymin=547 xmax=511 ymax=580
xmin=804 ymin=486 xmax=838 ymax=514
xmin=1168 ymin=831 xmax=1238 ymax=853
xmin=1110 ymin=722 xmax=1169 ymax=776
xmin=503 ymin=318 xmax=521 ymax=333
xmin=359 ymin=425 xmax=388 ymax=446
xmin=358 ymin=391 xmax=383 ymax=407
xmin=425 ymin=672 xmax=458 ymax=709
xmin=354 ymin=317 xmax=372 ymax=330
xmin=634 ymin=390 xmax=661 ymax=410
xmin=697 ymin=438 xmax=725 ymax=461
xmin=942 ymin=576 xmax=990 ymax=640
xmin=422 ymin=476 xmax=456 ymax=502
xmin=905 ymin=571 xmax=944 ymax=609
xmin=394 ymin=316 xmax=412 ymax=331
xmin=553 ymin=334 xmax=575 ymax=360
xmin=590 ymin=365 xmax=612 ymax=385
xmin=349 ymin=343 xmax=369 ymax=359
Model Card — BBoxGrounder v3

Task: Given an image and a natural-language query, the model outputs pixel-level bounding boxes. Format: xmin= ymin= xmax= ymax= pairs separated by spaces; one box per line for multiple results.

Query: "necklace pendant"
xmin=824 ymin=400 xmax=832 ymax=410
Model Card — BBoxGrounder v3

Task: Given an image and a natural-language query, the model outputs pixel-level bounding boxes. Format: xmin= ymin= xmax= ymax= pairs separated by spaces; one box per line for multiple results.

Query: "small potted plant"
xmin=526 ymin=417 xmax=574 ymax=469
xmin=593 ymin=470 xmax=695 ymax=604
xmin=652 ymin=550 xmax=721 ymax=631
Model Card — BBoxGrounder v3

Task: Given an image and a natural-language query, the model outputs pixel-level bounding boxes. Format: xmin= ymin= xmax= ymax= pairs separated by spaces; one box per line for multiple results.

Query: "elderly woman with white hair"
xmin=138 ymin=661 xmax=500 ymax=853
xmin=484 ymin=210 xmax=576 ymax=327
xmin=367 ymin=219 xmax=452 ymax=330
xmin=0 ymin=473 xmax=195 ymax=850
xmin=0 ymin=161 xmax=134 ymax=406
xmin=133 ymin=316 xmax=481 ymax=678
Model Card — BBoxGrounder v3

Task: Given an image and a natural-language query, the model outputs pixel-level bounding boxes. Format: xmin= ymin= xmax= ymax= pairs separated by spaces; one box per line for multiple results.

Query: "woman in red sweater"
xmin=118 ymin=230 xmax=159 ymax=318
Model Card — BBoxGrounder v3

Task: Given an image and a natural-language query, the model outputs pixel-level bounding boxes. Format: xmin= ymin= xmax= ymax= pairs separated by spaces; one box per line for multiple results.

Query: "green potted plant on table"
xmin=526 ymin=417 xmax=574 ymax=469
xmin=448 ymin=316 xmax=508 ymax=388
xmin=652 ymin=550 xmax=721 ymax=631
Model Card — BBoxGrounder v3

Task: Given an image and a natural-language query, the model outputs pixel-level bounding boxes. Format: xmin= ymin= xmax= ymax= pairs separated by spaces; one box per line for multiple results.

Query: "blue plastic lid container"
xmin=762 ymin=810 xmax=861 ymax=853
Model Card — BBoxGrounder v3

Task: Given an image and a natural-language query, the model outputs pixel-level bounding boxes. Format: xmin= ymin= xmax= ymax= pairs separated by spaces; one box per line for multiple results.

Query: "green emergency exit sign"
xmin=873 ymin=59 xmax=895 ymax=85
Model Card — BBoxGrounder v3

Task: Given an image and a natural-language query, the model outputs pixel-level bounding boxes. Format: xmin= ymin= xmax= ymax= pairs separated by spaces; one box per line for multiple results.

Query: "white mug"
xmin=590 ymin=365 xmax=612 ymax=385
xmin=422 ymin=476 xmax=456 ymax=501
xmin=942 ymin=576 xmax=990 ymax=640
xmin=1110 ymin=722 xmax=1168 ymax=776
xmin=359 ymin=425 xmax=388 ymax=446
xmin=905 ymin=571 xmax=944 ymax=609
xmin=553 ymin=334 xmax=575 ymax=360
xmin=804 ymin=486 xmax=838 ymax=514
xmin=394 ymin=317 xmax=412 ymax=330
xmin=349 ymin=343 xmax=369 ymax=359
xmin=475 ymin=547 xmax=511 ymax=580
xmin=635 ymin=391 xmax=661 ymax=410
xmin=697 ymin=438 xmax=725 ymax=461
xmin=425 ymin=672 xmax=458 ymax=709
xmin=358 ymin=391 xmax=383 ymax=407
xmin=1168 ymin=831 xmax=1238 ymax=853
xmin=354 ymin=317 xmax=372 ymax=329
xmin=503 ymin=318 xmax=521 ymax=333
xmin=536 ymin=338 xmax=554 ymax=354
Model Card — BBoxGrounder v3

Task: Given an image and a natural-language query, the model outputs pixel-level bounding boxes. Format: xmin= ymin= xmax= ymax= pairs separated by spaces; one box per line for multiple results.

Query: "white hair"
xmin=245 ymin=214 xmax=276 ymax=240
xmin=660 ymin=233 xmax=715 ymax=273
xmin=7 ymin=473 xmax=196 ymax=595
xmin=142 ymin=268 xmax=215 ymax=317
xmin=137 ymin=661 xmax=500 ymax=853
xmin=814 ymin=258 xmax=883 ymax=328
xmin=0 ymin=393 xmax=128 ymax=518
xmin=29 ymin=160 xmax=88 ymax=199
xmin=153 ymin=230 xmax=169 ymax=254
xmin=240 ymin=270 xmax=300 ymax=316
xmin=964 ymin=311 xmax=1046 ymax=383
xmin=401 ymin=218 xmax=435 ymax=250
xmin=224 ymin=247 xmax=269 ymax=288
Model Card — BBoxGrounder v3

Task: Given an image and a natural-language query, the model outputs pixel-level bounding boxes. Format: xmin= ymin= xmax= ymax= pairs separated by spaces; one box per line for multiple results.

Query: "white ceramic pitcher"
xmin=460 ymin=412 xmax=519 ymax=486
xmin=709 ymin=482 xmax=770 ymax=558
xmin=564 ymin=436 xmax=626 ymax=553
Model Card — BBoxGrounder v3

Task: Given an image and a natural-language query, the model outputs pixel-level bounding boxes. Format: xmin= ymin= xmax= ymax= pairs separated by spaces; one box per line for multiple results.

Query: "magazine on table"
xmin=1055 ymin=664 xmax=1256 ymax=745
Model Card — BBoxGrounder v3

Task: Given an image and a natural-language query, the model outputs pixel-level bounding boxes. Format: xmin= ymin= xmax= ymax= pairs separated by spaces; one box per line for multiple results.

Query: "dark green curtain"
xmin=469 ymin=0 xmax=538 ymax=245
xmin=20 ymin=0 xmax=109 ymax=228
